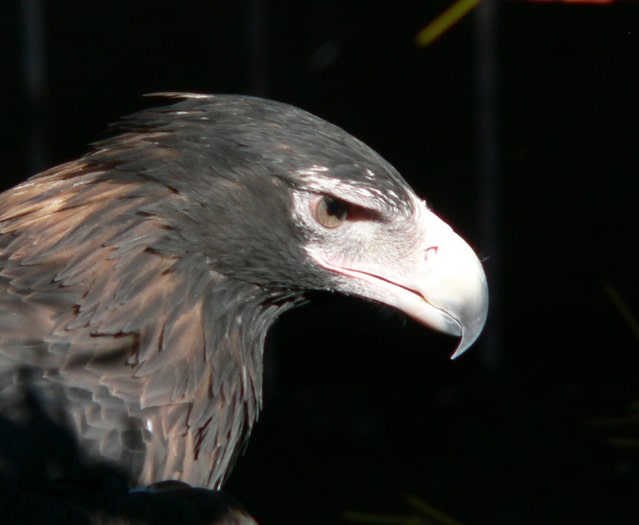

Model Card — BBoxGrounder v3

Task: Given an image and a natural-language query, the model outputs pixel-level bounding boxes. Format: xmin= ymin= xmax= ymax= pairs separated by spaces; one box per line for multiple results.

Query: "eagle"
xmin=0 ymin=94 xmax=488 ymax=496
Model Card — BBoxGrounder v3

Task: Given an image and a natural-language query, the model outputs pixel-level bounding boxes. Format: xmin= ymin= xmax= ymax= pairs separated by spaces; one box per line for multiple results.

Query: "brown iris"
xmin=315 ymin=195 xmax=348 ymax=228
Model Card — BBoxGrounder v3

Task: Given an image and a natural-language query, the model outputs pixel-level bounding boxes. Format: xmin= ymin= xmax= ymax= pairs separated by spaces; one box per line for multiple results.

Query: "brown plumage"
xmin=0 ymin=159 xmax=277 ymax=488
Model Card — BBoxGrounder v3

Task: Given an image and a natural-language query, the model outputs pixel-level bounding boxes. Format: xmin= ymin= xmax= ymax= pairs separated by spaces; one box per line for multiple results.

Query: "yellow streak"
xmin=415 ymin=0 xmax=480 ymax=47
xmin=604 ymin=282 xmax=639 ymax=340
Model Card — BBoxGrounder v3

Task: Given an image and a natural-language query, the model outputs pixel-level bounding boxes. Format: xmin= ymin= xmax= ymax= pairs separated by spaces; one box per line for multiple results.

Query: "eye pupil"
xmin=325 ymin=197 xmax=347 ymax=219
xmin=316 ymin=196 xmax=348 ymax=228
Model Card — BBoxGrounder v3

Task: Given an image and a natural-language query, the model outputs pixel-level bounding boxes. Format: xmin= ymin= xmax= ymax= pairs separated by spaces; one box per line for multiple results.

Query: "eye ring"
xmin=314 ymin=195 xmax=349 ymax=229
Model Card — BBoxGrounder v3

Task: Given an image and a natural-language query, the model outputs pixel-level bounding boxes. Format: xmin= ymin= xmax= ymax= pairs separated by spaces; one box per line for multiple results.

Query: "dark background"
xmin=1 ymin=1 xmax=638 ymax=524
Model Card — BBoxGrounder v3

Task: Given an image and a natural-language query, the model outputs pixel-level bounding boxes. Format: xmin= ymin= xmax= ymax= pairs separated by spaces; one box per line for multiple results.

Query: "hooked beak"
xmin=309 ymin=197 xmax=488 ymax=359
xmin=311 ymin=206 xmax=488 ymax=358
xmin=402 ymin=210 xmax=489 ymax=358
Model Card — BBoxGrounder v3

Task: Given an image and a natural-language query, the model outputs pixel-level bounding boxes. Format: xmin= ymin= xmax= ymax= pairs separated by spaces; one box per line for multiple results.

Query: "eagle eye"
xmin=315 ymin=195 xmax=348 ymax=229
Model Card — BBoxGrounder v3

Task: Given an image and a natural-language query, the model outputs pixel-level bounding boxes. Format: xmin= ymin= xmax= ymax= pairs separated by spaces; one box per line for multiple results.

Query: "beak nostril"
xmin=425 ymin=246 xmax=439 ymax=262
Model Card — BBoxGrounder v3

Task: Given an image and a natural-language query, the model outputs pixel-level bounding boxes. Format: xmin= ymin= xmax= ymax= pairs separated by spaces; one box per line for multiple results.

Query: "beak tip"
xmin=449 ymin=339 xmax=473 ymax=360
xmin=449 ymin=346 xmax=467 ymax=360
xmin=448 ymin=288 xmax=489 ymax=360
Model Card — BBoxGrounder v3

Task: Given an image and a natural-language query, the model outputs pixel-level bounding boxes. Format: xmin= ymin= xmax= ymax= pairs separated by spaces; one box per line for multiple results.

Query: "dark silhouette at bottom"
xmin=0 ymin=389 xmax=257 ymax=525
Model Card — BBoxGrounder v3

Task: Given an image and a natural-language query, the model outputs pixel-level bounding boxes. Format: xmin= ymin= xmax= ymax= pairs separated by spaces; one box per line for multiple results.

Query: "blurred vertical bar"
xmin=475 ymin=0 xmax=501 ymax=369
xmin=19 ymin=0 xmax=49 ymax=175
xmin=243 ymin=0 xmax=268 ymax=96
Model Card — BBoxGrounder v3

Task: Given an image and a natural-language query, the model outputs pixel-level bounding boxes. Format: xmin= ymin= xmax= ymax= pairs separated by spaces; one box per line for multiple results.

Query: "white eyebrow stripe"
xmin=294 ymin=169 xmax=406 ymax=213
